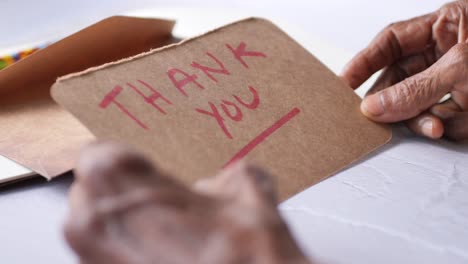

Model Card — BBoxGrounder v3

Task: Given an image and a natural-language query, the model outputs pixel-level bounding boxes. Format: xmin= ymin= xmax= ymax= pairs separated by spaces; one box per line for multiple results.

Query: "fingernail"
xmin=361 ymin=94 xmax=385 ymax=117
xmin=421 ymin=119 xmax=434 ymax=137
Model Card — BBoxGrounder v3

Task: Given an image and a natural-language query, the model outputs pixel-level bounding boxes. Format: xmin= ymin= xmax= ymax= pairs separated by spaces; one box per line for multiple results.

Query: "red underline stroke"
xmin=223 ymin=107 xmax=301 ymax=168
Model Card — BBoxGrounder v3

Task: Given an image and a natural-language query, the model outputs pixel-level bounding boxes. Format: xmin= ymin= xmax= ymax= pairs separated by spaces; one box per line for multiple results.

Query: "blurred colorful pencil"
xmin=0 ymin=43 xmax=48 ymax=70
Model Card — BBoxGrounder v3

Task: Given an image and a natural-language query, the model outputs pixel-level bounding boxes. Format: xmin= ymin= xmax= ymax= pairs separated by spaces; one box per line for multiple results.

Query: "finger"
xmin=68 ymin=182 xmax=90 ymax=215
xmin=430 ymin=99 xmax=462 ymax=118
xmin=360 ymin=43 xmax=468 ymax=122
xmin=405 ymin=112 xmax=444 ymax=139
xmin=361 ymin=71 xmax=449 ymax=122
xmin=75 ymin=141 xmax=182 ymax=199
xmin=433 ymin=1 xmax=468 ymax=55
xmin=64 ymin=183 xmax=97 ymax=258
xmin=429 ymin=99 xmax=468 ymax=141
xmin=341 ymin=13 xmax=437 ymax=89
xmin=366 ymin=50 xmax=436 ymax=96
xmin=451 ymin=90 xmax=468 ymax=110
xmin=194 ymin=162 xmax=277 ymax=207
xmin=75 ymin=141 xmax=202 ymax=213
xmin=364 ymin=52 xmax=438 ymax=136
xmin=441 ymin=112 xmax=468 ymax=141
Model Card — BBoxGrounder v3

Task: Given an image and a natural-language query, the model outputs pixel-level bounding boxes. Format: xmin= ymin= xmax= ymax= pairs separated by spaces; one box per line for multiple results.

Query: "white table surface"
xmin=3 ymin=1 xmax=468 ymax=264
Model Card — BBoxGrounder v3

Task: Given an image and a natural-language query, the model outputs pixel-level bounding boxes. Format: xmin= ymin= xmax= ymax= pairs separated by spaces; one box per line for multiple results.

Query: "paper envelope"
xmin=51 ymin=18 xmax=392 ymax=200
xmin=0 ymin=16 xmax=176 ymax=183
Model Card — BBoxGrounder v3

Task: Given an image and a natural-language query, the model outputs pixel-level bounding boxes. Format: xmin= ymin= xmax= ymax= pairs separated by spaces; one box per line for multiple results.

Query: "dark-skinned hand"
xmin=342 ymin=0 xmax=468 ymax=141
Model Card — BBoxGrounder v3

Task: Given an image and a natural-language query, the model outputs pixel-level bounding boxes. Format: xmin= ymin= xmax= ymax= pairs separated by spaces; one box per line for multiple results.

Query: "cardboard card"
xmin=0 ymin=16 xmax=175 ymax=181
xmin=52 ymin=18 xmax=391 ymax=200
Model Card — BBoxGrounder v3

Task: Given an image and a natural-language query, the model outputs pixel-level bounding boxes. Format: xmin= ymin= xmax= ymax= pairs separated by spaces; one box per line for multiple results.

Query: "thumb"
xmin=359 ymin=42 xmax=468 ymax=123
xmin=194 ymin=162 xmax=278 ymax=207
xmin=361 ymin=66 xmax=451 ymax=123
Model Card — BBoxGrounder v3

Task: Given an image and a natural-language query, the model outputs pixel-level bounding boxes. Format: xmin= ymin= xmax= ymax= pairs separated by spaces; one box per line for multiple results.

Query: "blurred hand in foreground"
xmin=64 ymin=142 xmax=312 ymax=264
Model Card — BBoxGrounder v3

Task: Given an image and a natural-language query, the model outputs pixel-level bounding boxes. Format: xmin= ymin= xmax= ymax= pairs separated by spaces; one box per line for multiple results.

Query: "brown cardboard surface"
xmin=52 ymin=18 xmax=391 ymax=200
xmin=0 ymin=16 xmax=175 ymax=180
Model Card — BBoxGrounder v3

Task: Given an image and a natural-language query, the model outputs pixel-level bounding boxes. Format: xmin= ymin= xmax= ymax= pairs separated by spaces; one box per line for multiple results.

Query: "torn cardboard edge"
xmin=56 ymin=18 xmax=279 ymax=83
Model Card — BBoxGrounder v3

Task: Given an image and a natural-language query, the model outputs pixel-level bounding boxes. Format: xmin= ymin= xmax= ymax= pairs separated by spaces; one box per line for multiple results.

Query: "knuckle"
xmin=384 ymin=22 xmax=400 ymax=31
xmin=436 ymin=43 xmax=468 ymax=86
xmin=450 ymin=43 xmax=468 ymax=59
xmin=246 ymin=166 xmax=276 ymax=198
xmin=383 ymin=20 xmax=407 ymax=35
xmin=441 ymin=1 xmax=468 ymax=13
xmin=382 ymin=75 xmax=437 ymax=117
xmin=381 ymin=81 xmax=413 ymax=114
xmin=440 ymin=1 xmax=454 ymax=11
xmin=381 ymin=23 xmax=398 ymax=39
xmin=245 ymin=165 xmax=273 ymax=186
xmin=440 ymin=1 xmax=459 ymax=12
xmin=407 ymin=76 xmax=437 ymax=111
xmin=383 ymin=23 xmax=395 ymax=33
xmin=380 ymin=22 xmax=400 ymax=42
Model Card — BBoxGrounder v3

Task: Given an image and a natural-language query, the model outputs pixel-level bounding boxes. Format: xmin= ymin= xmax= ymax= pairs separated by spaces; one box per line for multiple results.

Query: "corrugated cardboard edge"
xmin=54 ymin=18 xmax=272 ymax=84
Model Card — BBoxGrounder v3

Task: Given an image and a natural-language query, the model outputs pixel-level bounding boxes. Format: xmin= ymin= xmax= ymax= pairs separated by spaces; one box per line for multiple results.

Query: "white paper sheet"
xmin=0 ymin=155 xmax=34 ymax=184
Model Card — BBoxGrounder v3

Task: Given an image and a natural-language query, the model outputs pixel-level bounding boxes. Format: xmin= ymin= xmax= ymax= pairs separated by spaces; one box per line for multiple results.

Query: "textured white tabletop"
xmin=2 ymin=1 xmax=467 ymax=263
